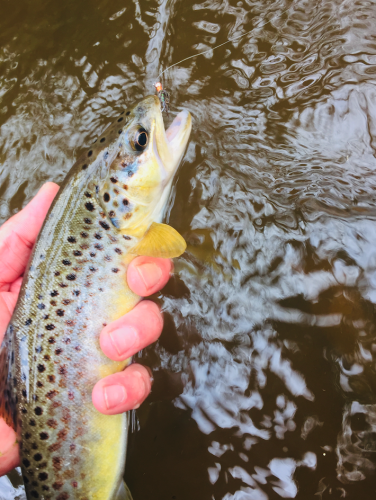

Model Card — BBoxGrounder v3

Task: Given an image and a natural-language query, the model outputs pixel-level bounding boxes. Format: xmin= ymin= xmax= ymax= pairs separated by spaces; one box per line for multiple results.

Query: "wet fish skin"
xmin=0 ymin=95 xmax=191 ymax=499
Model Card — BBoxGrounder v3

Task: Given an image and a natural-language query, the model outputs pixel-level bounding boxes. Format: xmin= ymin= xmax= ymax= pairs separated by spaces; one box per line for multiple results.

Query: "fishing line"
xmin=157 ymin=4 xmax=293 ymax=80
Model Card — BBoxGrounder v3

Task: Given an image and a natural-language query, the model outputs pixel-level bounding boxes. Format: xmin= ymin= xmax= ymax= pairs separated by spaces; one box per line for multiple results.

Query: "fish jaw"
xmin=97 ymin=95 xmax=192 ymax=237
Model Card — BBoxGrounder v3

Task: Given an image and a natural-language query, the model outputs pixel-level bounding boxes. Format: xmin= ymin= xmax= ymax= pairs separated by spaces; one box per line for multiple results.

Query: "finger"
xmin=127 ymin=256 xmax=172 ymax=297
xmin=100 ymin=301 xmax=163 ymax=362
xmin=92 ymin=364 xmax=152 ymax=415
xmin=0 ymin=182 xmax=60 ymax=288
xmin=0 ymin=293 xmax=17 ymax=342
xmin=0 ymin=418 xmax=19 ymax=477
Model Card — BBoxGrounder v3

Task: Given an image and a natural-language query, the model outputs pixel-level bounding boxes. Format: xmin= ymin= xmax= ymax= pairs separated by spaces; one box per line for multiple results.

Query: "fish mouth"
xmin=144 ymin=95 xmax=191 ymax=179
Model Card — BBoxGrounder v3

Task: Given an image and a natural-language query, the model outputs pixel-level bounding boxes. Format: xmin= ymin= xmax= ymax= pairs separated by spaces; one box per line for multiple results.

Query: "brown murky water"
xmin=2 ymin=0 xmax=376 ymax=498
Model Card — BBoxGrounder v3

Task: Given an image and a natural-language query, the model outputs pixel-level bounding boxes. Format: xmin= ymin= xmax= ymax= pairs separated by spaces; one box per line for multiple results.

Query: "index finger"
xmin=0 ymin=182 xmax=59 ymax=288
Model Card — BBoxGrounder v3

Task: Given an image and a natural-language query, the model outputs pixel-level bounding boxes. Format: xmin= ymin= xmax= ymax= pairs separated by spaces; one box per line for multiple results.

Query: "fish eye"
xmin=133 ymin=127 xmax=148 ymax=151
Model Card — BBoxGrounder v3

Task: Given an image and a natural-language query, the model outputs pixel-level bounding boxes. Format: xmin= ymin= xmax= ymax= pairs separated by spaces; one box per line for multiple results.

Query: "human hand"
xmin=0 ymin=182 xmax=171 ymax=475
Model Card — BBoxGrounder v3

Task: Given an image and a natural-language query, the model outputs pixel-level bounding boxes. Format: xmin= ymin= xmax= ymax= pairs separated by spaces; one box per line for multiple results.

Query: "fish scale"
xmin=0 ymin=95 xmax=192 ymax=499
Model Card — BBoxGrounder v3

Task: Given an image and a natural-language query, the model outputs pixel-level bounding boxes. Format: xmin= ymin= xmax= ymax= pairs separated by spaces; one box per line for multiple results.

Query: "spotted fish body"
xmin=0 ymin=95 xmax=191 ymax=499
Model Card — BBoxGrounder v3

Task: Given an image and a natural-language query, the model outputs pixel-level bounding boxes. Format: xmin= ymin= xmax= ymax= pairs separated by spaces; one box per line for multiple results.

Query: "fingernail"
xmin=109 ymin=326 xmax=138 ymax=357
xmin=135 ymin=262 xmax=162 ymax=292
xmin=104 ymin=385 xmax=127 ymax=410
xmin=134 ymin=371 xmax=148 ymax=400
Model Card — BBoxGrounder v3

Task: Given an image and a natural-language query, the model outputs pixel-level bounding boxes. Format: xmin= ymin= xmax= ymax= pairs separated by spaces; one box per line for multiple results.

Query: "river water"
xmin=1 ymin=0 xmax=376 ymax=498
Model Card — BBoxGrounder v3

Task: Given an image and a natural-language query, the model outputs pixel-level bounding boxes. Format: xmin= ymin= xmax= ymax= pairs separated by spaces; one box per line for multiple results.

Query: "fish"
xmin=0 ymin=95 xmax=192 ymax=499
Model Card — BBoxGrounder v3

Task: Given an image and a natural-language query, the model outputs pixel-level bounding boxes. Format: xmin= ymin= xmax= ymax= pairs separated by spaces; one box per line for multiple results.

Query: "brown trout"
xmin=0 ymin=95 xmax=191 ymax=499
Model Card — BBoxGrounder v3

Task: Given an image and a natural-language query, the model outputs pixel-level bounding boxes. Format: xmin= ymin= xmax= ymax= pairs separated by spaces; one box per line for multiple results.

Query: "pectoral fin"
xmin=131 ymin=222 xmax=186 ymax=258
xmin=115 ymin=481 xmax=133 ymax=500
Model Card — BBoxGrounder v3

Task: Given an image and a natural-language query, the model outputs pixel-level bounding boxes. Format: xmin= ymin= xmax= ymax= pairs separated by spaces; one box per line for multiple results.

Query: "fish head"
xmin=97 ymin=95 xmax=191 ymax=236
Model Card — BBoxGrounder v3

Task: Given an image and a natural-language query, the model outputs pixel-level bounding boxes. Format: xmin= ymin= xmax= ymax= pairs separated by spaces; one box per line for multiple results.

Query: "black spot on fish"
xmin=118 ymin=129 xmax=122 ymax=134
xmin=29 ymin=419 xmax=36 ymax=426
xmin=37 ymin=381 xmax=43 ymax=388
xmin=89 ymin=266 xmax=97 ymax=272
xmin=37 ymin=364 xmax=45 ymax=372
xmin=30 ymin=491 xmax=39 ymax=498
xmin=50 ymin=300 xmax=57 ymax=306
xmin=56 ymin=309 xmax=65 ymax=317
xmin=21 ymin=407 xmax=27 ymax=414
xmin=48 ymin=337 xmax=56 ymax=344
xmin=73 ymin=290 xmax=80 ymax=296
xmin=48 ymin=375 xmax=55 ymax=383
xmin=46 ymin=324 xmax=55 ymax=331
xmin=88 ymin=150 xmax=93 ymax=157
xmin=60 ymin=282 xmax=68 ymax=288
xmin=22 ymin=389 xmax=27 ymax=398
xmin=25 ymin=318 xmax=32 ymax=326
xmin=44 ymin=354 xmax=50 ymax=361
xmin=123 ymin=235 xmax=131 ymax=240
xmin=84 ymin=191 xmax=92 ymax=198
xmin=66 ymin=274 xmax=76 ymax=281
xmin=109 ymin=210 xmax=116 ymax=217
xmin=37 ymin=303 xmax=45 ymax=310
xmin=99 ymin=221 xmax=110 ymax=230
xmin=81 ymin=232 xmax=89 ymax=238
xmin=39 ymin=472 xmax=48 ymax=480
xmin=62 ymin=299 xmax=71 ymax=305
xmin=43 ymin=315 xmax=49 ymax=320
xmin=110 ymin=177 xmax=118 ymax=183
xmin=73 ymin=250 xmax=82 ymax=256
xmin=62 ymin=260 xmax=71 ymax=266
xmin=55 ymin=348 xmax=63 ymax=355
xmin=100 ymin=137 xmax=106 ymax=143
xmin=35 ymin=407 xmax=43 ymax=416
xmin=67 ymin=236 xmax=76 ymax=243
xmin=114 ymin=248 xmax=122 ymax=254
xmin=84 ymin=218 xmax=92 ymax=224
xmin=103 ymin=193 xmax=110 ymax=202
xmin=42 ymin=486 xmax=49 ymax=492
xmin=104 ymin=151 xmax=109 ymax=160
xmin=112 ymin=268 xmax=119 ymax=273
xmin=35 ymin=346 xmax=42 ymax=353
xmin=25 ymin=433 xmax=31 ymax=439
xmin=122 ymin=199 xmax=129 ymax=206
xmin=90 ymin=252 xmax=96 ymax=257
xmin=85 ymin=202 xmax=95 ymax=212
xmin=128 ymin=171 xmax=134 ymax=177
xmin=104 ymin=255 xmax=112 ymax=261
xmin=54 ymin=271 xmax=60 ymax=276
xmin=82 ymin=164 xmax=88 ymax=170
xmin=23 ymin=476 xmax=29 ymax=484
xmin=126 ymin=111 xmax=130 ymax=116
xmin=34 ymin=453 xmax=42 ymax=461
xmin=94 ymin=233 xmax=102 ymax=240
xmin=94 ymin=243 xmax=103 ymax=250
xmin=118 ymin=117 xmax=123 ymax=122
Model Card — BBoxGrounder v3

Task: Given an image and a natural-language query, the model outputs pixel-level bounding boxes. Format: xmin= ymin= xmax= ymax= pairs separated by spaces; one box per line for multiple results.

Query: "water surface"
xmin=1 ymin=0 xmax=376 ymax=498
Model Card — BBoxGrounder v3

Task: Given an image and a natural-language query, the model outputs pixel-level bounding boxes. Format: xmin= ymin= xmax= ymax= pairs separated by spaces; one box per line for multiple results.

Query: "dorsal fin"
xmin=131 ymin=222 xmax=186 ymax=258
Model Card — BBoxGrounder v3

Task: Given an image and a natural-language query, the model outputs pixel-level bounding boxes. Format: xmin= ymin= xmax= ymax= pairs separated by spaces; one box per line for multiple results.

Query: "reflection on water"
xmin=1 ymin=0 xmax=376 ymax=498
